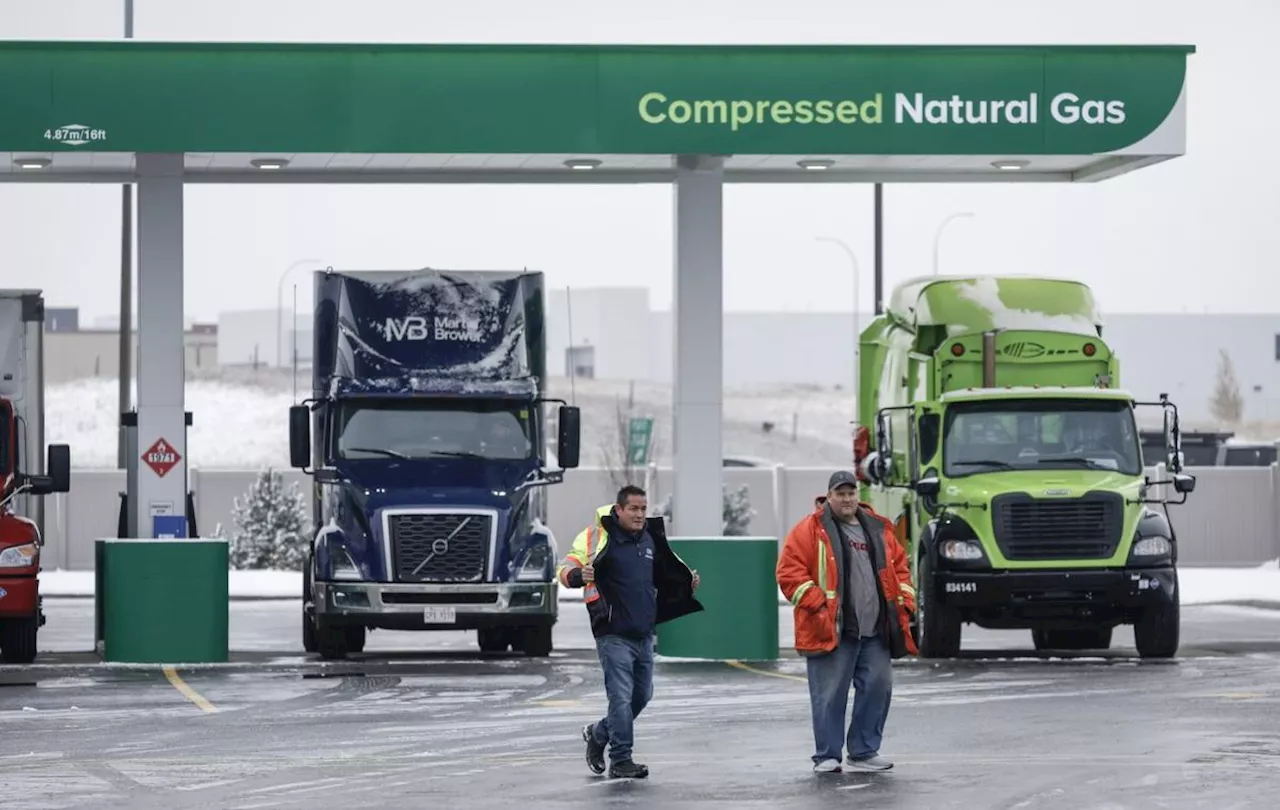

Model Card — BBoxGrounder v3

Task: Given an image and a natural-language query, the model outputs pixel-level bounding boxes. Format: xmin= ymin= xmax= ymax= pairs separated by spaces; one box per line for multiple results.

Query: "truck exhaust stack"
xmin=982 ymin=330 xmax=996 ymax=387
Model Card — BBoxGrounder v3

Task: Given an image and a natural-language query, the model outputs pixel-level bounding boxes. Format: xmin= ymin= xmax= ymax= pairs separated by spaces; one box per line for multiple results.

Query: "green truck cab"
xmin=855 ymin=275 xmax=1196 ymax=659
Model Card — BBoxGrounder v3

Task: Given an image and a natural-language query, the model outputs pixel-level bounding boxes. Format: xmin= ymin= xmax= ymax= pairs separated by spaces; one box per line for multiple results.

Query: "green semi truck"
xmin=855 ymin=275 xmax=1196 ymax=659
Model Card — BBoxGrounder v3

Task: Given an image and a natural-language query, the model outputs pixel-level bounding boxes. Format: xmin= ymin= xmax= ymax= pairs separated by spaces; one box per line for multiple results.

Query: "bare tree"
xmin=1209 ymin=348 xmax=1245 ymax=425
xmin=598 ymin=396 xmax=661 ymax=492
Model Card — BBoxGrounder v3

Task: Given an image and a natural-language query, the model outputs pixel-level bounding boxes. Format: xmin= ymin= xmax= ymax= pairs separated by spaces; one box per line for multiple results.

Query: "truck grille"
xmin=389 ymin=512 xmax=491 ymax=582
xmin=991 ymin=493 xmax=1123 ymax=561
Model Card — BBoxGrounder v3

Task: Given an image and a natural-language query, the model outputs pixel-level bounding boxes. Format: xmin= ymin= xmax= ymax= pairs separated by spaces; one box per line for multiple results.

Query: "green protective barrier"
xmin=656 ymin=536 xmax=779 ymax=661
xmin=100 ymin=539 xmax=229 ymax=664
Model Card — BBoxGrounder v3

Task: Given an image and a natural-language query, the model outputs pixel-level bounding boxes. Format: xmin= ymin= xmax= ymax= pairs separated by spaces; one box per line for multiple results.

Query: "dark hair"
xmin=616 ymin=485 xmax=647 ymax=505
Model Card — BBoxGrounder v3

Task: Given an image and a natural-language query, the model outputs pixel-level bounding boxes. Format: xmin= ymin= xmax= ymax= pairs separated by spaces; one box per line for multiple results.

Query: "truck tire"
xmin=302 ymin=556 xmax=317 ymax=653
xmin=916 ymin=554 xmax=962 ymax=659
xmin=345 ymin=626 xmax=367 ymax=654
xmin=302 ymin=610 xmax=318 ymax=654
xmin=1032 ymin=627 xmax=1113 ymax=651
xmin=1135 ymin=590 xmax=1180 ymax=660
xmin=477 ymin=628 xmax=511 ymax=653
xmin=0 ymin=617 xmax=38 ymax=664
xmin=519 ymin=625 xmax=553 ymax=658
xmin=316 ymin=622 xmax=353 ymax=660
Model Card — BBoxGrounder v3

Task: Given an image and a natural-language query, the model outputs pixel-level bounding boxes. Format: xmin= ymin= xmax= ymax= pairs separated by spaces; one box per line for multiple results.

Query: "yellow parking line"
xmin=725 ymin=659 xmax=807 ymax=683
xmin=162 ymin=666 xmax=218 ymax=713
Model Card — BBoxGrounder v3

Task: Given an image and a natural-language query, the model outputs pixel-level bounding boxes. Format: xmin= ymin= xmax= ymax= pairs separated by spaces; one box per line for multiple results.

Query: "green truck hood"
xmin=939 ymin=469 xmax=1144 ymax=569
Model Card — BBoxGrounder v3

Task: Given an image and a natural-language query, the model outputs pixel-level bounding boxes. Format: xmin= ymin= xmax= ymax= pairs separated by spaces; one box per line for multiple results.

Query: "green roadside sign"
xmin=627 ymin=417 xmax=654 ymax=465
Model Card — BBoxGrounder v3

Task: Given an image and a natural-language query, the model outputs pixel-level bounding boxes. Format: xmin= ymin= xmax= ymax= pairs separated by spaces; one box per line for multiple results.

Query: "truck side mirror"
xmin=875 ymin=411 xmax=892 ymax=458
xmin=914 ymin=475 xmax=940 ymax=497
xmin=1172 ymin=473 xmax=1196 ymax=494
xmin=556 ymin=405 xmax=581 ymax=469
xmin=1162 ymin=403 xmax=1183 ymax=473
xmin=289 ymin=405 xmax=312 ymax=469
xmin=45 ymin=444 xmax=71 ymax=493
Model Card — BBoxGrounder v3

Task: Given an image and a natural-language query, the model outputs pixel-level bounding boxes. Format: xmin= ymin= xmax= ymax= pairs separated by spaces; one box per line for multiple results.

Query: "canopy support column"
xmin=670 ymin=154 xmax=724 ymax=536
xmin=130 ymin=153 xmax=188 ymax=538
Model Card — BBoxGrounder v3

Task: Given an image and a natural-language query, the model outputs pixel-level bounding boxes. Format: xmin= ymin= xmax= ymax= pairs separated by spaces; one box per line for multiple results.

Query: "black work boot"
xmin=582 ymin=724 xmax=605 ymax=775
xmin=609 ymin=759 xmax=649 ymax=779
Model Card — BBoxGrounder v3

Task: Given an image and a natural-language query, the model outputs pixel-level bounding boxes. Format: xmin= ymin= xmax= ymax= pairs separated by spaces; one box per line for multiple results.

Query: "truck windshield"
xmin=942 ymin=399 xmax=1141 ymax=477
xmin=335 ymin=399 xmax=534 ymax=461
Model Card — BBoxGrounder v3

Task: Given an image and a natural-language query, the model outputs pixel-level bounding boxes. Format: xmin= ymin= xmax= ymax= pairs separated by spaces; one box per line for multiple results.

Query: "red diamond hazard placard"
xmin=142 ymin=438 xmax=182 ymax=478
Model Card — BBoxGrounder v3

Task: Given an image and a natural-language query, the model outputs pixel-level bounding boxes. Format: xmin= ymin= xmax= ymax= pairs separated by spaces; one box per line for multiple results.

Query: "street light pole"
xmin=276 ymin=259 xmax=324 ymax=367
xmin=116 ymin=0 xmax=135 ymax=469
xmin=932 ymin=211 xmax=975 ymax=276
xmin=816 ymin=236 xmax=861 ymax=391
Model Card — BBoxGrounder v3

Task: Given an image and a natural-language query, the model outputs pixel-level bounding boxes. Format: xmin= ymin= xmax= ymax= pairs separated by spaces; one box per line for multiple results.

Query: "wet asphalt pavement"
xmin=2 ymin=601 xmax=1279 ymax=809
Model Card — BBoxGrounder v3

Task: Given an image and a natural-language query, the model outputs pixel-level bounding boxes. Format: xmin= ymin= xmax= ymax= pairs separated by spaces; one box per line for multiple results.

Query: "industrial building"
xmin=44 ymin=289 xmax=1279 ymax=425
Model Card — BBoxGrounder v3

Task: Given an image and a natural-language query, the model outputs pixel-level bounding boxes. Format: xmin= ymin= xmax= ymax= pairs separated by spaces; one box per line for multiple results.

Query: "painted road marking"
xmin=725 ymin=659 xmax=807 ymax=683
xmin=162 ymin=666 xmax=218 ymax=713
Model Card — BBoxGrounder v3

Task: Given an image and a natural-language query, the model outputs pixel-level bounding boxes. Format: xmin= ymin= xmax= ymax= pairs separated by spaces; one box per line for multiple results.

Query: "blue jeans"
xmin=591 ymin=633 xmax=655 ymax=763
xmin=805 ymin=633 xmax=893 ymax=763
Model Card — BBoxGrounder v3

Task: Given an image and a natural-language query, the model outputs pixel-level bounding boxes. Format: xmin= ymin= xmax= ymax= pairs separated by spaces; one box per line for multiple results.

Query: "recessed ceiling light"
xmin=250 ymin=158 xmax=290 ymax=170
xmin=14 ymin=157 xmax=51 ymax=170
xmin=991 ymin=159 xmax=1030 ymax=171
xmin=564 ymin=158 xmax=602 ymax=170
xmin=798 ymin=159 xmax=835 ymax=171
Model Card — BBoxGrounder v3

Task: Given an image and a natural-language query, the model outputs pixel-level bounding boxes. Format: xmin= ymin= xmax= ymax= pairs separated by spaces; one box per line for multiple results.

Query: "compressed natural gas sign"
xmin=635 ymin=91 xmax=1126 ymax=131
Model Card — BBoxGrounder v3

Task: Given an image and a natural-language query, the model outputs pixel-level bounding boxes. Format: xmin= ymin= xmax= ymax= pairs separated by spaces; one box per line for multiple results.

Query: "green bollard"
xmin=101 ymin=539 xmax=229 ymax=663
xmin=655 ymin=536 xmax=779 ymax=661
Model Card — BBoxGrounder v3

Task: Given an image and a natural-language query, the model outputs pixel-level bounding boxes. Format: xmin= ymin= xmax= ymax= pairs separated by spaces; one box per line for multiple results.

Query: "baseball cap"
xmin=827 ymin=470 xmax=858 ymax=491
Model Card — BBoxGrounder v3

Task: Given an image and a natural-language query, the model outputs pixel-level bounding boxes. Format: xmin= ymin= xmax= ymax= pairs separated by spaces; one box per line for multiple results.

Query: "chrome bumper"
xmin=314 ymin=580 xmax=557 ymax=621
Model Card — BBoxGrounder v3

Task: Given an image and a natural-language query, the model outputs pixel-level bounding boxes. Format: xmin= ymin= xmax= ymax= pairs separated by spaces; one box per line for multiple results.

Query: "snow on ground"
xmin=50 ymin=376 xmax=298 ymax=471
xmin=49 ymin=370 xmax=857 ymax=470
xmin=38 ymin=559 xmax=1280 ymax=607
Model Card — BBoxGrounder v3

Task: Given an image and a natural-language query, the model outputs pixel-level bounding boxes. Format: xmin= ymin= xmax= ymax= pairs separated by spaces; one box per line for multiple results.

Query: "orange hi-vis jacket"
xmin=776 ymin=501 xmax=919 ymax=659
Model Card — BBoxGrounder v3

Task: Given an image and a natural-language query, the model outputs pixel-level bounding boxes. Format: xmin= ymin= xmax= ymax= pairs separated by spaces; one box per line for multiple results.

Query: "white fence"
xmin=36 ymin=465 xmax=1280 ymax=572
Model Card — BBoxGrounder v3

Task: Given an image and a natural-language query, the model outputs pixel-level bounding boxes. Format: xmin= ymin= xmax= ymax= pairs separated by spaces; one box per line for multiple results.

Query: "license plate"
xmin=423 ymin=606 xmax=457 ymax=624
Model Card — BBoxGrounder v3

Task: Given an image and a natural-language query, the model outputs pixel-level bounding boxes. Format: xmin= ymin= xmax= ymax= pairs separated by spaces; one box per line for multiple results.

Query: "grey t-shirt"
xmin=838 ymin=518 xmax=881 ymax=638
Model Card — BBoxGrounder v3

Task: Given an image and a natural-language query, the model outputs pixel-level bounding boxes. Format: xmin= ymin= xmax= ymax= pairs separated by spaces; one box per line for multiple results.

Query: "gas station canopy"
xmin=0 ymin=41 xmax=1193 ymax=183
xmin=0 ymin=38 xmax=1195 ymax=541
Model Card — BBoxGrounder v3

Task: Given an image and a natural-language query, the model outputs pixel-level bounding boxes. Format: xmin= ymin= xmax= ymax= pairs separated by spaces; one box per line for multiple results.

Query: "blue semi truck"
xmin=288 ymin=268 xmax=581 ymax=660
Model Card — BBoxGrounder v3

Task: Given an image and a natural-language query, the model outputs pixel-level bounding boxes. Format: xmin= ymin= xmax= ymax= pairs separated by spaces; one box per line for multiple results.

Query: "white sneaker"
xmin=812 ymin=758 xmax=842 ymax=773
xmin=846 ymin=755 xmax=893 ymax=771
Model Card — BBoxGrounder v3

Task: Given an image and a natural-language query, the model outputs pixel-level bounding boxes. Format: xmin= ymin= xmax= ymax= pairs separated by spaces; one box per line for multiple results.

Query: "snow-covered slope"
xmin=48 ymin=370 xmax=857 ymax=470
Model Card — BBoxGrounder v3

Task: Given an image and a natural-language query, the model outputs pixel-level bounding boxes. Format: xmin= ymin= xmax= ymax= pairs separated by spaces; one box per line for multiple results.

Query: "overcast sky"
xmin=1 ymin=0 xmax=1274 ymax=326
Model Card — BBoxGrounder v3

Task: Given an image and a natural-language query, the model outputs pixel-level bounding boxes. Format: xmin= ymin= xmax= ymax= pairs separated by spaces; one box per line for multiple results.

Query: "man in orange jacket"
xmin=776 ymin=471 xmax=918 ymax=774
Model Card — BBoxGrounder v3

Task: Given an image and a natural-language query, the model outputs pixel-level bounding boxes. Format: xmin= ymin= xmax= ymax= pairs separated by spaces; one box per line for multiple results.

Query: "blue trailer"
xmin=289 ymin=268 xmax=581 ymax=659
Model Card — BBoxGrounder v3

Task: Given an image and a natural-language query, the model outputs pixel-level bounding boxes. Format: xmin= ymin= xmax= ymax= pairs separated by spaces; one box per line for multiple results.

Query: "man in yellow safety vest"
xmin=556 ymin=484 xmax=703 ymax=779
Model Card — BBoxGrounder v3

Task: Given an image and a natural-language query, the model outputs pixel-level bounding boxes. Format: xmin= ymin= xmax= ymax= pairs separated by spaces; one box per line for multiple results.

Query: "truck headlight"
xmin=940 ymin=539 xmax=985 ymax=561
xmin=0 ymin=543 xmax=36 ymax=568
xmin=1131 ymin=536 xmax=1172 ymax=557
xmin=515 ymin=543 xmax=551 ymax=582
xmin=332 ymin=547 xmax=362 ymax=581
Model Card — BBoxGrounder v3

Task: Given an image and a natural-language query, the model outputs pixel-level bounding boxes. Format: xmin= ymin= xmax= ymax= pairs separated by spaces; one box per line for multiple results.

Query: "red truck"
xmin=0 ymin=290 xmax=71 ymax=664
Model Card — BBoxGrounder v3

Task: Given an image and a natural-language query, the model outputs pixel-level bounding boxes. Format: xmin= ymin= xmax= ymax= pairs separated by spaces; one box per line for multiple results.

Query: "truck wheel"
xmin=519 ymin=626 xmax=553 ymax=658
xmin=0 ymin=617 xmax=38 ymax=665
xmin=1033 ymin=627 xmax=1113 ymax=651
xmin=917 ymin=555 xmax=962 ymax=659
xmin=477 ymin=628 xmax=511 ymax=653
xmin=315 ymin=622 xmax=351 ymax=660
xmin=302 ymin=558 xmax=318 ymax=653
xmin=1135 ymin=595 xmax=1180 ymax=659
xmin=302 ymin=609 xmax=318 ymax=653
xmin=345 ymin=626 xmax=367 ymax=654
